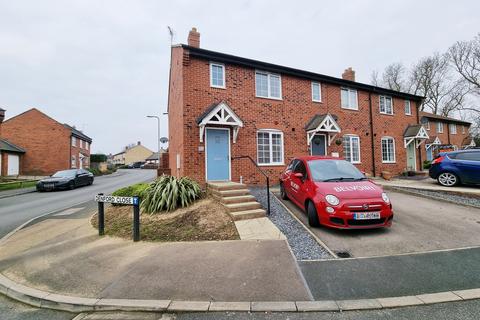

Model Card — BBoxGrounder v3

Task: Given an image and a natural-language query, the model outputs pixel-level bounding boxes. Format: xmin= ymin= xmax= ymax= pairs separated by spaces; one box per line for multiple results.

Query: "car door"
xmin=453 ymin=151 xmax=480 ymax=184
xmin=282 ymin=159 xmax=297 ymax=198
xmin=290 ymin=160 xmax=308 ymax=207
xmin=78 ymin=169 xmax=89 ymax=186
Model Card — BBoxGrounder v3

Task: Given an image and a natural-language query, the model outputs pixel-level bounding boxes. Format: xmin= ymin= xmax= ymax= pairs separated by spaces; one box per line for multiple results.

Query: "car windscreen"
xmin=52 ymin=170 xmax=76 ymax=178
xmin=307 ymin=159 xmax=365 ymax=182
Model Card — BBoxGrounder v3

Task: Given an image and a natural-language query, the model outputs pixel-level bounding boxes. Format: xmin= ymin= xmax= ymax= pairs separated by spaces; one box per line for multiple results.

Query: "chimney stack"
xmin=342 ymin=67 xmax=355 ymax=82
xmin=187 ymin=27 xmax=200 ymax=48
xmin=137 ymin=141 xmax=141 ymax=146
xmin=0 ymin=108 xmax=5 ymax=137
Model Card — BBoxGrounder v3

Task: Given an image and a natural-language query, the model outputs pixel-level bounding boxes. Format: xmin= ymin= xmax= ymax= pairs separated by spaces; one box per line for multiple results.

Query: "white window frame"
xmin=449 ymin=123 xmax=457 ymax=134
xmin=437 ymin=121 xmax=444 ymax=133
xmin=381 ymin=137 xmax=396 ymax=163
xmin=343 ymin=134 xmax=361 ymax=164
xmin=311 ymin=82 xmax=322 ymax=102
xmin=209 ymin=62 xmax=226 ymax=89
xmin=379 ymin=95 xmax=394 ymax=115
xmin=256 ymin=130 xmax=284 ymax=166
xmin=425 ymin=119 xmax=430 ymax=130
xmin=71 ymin=136 xmax=76 ymax=147
xmin=255 ymin=70 xmax=282 ymax=100
xmin=340 ymin=87 xmax=358 ymax=110
xmin=71 ymin=155 xmax=76 ymax=168
xmin=404 ymin=100 xmax=411 ymax=115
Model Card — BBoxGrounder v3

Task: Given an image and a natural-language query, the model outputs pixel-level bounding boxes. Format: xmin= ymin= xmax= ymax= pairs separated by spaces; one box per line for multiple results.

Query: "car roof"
xmin=441 ymin=149 xmax=480 ymax=155
xmin=293 ymin=156 xmax=341 ymax=161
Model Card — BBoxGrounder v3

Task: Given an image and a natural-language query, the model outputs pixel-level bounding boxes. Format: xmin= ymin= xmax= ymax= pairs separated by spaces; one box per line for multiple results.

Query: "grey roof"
xmin=426 ymin=136 xmax=439 ymax=144
xmin=146 ymin=152 xmax=159 ymax=160
xmin=63 ymin=124 xmax=92 ymax=143
xmin=0 ymin=139 xmax=25 ymax=153
xmin=403 ymin=124 xmax=424 ymax=137
xmin=196 ymin=102 xmax=220 ymax=124
xmin=420 ymin=112 xmax=471 ymax=125
xmin=305 ymin=114 xmax=338 ymax=131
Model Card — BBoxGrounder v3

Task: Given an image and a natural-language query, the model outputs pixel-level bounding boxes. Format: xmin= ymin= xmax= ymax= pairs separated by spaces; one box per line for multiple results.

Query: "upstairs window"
xmin=341 ymin=88 xmax=358 ymax=110
xmin=255 ymin=71 xmax=282 ymax=99
xmin=379 ymin=96 xmax=393 ymax=115
xmin=311 ymin=82 xmax=322 ymax=102
xmin=257 ymin=130 xmax=284 ymax=165
xmin=404 ymin=100 xmax=411 ymax=115
xmin=449 ymin=123 xmax=457 ymax=134
xmin=424 ymin=119 xmax=430 ymax=130
xmin=210 ymin=62 xmax=225 ymax=88
xmin=437 ymin=122 xmax=444 ymax=133
xmin=381 ymin=137 xmax=396 ymax=163
xmin=343 ymin=135 xmax=361 ymax=163
xmin=71 ymin=155 xmax=76 ymax=168
xmin=71 ymin=136 xmax=76 ymax=146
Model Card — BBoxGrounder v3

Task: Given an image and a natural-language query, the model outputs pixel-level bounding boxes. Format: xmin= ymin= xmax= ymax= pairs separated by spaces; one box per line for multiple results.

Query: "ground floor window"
xmin=257 ymin=130 xmax=284 ymax=165
xmin=71 ymin=155 xmax=76 ymax=168
xmin=381 ymin=137 xmax=396 ymax=163
xmin=343 ymin=135 xmax=360 ymax=163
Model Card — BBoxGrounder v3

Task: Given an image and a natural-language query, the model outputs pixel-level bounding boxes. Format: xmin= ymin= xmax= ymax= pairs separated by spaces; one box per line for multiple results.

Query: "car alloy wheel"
xmin=438 ymin=172 xmax=458 ymax=187
xmin=307 ymin=201 xmax=320 ymax=227
xmin=280 ymin=183 xmax=288 ymax=200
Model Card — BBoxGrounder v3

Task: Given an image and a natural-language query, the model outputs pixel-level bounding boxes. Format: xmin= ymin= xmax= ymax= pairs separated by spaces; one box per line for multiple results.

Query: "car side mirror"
xmin=293 ymin=172 xmax=303 ymax=179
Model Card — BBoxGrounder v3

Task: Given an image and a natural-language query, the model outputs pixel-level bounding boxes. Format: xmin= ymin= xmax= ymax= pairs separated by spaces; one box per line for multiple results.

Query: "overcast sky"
xmin=1 ymin=0 xmax=479 ymax=153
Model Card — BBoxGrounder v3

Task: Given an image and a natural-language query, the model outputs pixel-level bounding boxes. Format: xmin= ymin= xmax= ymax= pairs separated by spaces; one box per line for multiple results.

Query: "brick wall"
xmin=2 ymin=109 xmax=71 ymax=175
xmin=168 ymin=49 xmax=425 ymax=185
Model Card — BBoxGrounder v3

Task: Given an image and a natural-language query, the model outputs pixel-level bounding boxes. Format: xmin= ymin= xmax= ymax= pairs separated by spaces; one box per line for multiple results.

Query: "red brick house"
xmin=167 ymin=28 xmax=468 ymax=184
xmin=0 ymin=108 xmax=92 ymax=176
xmin=419 ymin=112 xmax=473 ymax=162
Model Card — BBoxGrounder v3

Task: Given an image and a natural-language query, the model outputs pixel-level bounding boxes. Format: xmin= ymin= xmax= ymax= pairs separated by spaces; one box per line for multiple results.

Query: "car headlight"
xmin=325 ymin=194 xmax=340 ymax=206
xmin=382 ymin=192 xmax=390 ymax=204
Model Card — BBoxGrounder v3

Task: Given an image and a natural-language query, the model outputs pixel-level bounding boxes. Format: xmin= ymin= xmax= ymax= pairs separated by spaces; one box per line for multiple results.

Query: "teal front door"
xmin=206 ymin=128 xmax=230 ymax=181
xmin=407 ymin=143 xmax=416 ymax=170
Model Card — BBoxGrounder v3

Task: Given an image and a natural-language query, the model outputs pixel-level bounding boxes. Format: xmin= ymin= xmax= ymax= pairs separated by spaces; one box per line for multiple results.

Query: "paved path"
xmin=278 ymin=191 xmax=480 ymax=258
xmin=0 ymin=186 xmax=36 ymax=199
xmin=0 ymin=169 xmax=156 ymax=238
xmin=0 ymin=208 xmax=311 ymax=302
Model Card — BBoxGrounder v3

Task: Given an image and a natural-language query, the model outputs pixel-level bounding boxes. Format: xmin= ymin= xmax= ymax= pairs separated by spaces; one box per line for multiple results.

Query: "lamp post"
xmin=147 ymin=115 xmax=161 ymax=168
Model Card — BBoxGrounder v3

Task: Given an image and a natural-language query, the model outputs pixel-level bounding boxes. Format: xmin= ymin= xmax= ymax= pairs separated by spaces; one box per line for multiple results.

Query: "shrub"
xmin=423 ymin=160 xmax=432 ymax=170
xmin=90 ymin=154 xmax=107 ymax=163
xmin=112 ymin=183 xmax=149 ymax=204
xmin=141 ymin=175 xmax=201 ymax=213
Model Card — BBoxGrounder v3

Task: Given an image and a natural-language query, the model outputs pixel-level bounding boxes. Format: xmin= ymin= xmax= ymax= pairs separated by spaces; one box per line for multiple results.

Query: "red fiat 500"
xmin=279 ymin=156 xmax=393 ymax=229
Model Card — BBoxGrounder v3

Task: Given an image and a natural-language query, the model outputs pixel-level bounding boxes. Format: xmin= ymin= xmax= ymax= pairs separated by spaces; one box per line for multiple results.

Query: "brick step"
xmin=207 ymin=182 xmax=247 ymax=191
xmin=211 ymin=189 xmax=251 ymax=198
xmin=229 ymin=209 xmax=266 ymax=221
xmin=221 ymin=195 xmax=256 ymax=204
xmin=224 ymin=202 xmax=262 ymax=212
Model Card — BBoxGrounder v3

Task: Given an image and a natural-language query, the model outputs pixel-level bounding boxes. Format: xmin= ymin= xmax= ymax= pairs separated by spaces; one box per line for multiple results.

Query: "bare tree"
xmin=449 ymin=34 xmax=480 ymax=94
xmin=370 ymin=63 xmax=406 ymax=91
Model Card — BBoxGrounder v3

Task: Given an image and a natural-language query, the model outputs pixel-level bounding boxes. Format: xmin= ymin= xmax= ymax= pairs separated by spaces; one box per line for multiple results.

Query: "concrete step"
xmin=211 ymin=189 xmax=251 ymax=198
xmin=221 ymin=195 xmax=256 ymax=204
xmin=230 ymin=209 xmax=266 ymax=221
xmin=225 ymin=202 xmax=262 ymax=212
xmin=207 ymin=182 xmax=247 ymax=191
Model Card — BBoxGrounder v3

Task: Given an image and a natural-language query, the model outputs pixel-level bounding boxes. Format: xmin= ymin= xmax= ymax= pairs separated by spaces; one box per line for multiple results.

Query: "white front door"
xmin=7 ymin=154 xmax=20 ymax=175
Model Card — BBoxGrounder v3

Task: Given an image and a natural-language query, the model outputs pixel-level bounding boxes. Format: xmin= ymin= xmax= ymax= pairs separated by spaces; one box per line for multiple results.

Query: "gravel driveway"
xmin=249 ymin=187 xmax=332 ymax=260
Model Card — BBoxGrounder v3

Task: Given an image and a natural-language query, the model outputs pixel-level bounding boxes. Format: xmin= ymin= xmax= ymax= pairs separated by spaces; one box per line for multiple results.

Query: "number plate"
xmin=353 ymin=211 xmax=380 ymax=220
xmin=44 ymin=183 xmax=54 ymax=189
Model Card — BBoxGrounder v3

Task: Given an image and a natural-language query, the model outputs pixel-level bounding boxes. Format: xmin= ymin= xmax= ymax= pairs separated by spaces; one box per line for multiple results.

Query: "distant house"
xmin=0 ymin=108 xmax=92 ymax=176
xmin=112 ymin=142 xmax=153 ymax=165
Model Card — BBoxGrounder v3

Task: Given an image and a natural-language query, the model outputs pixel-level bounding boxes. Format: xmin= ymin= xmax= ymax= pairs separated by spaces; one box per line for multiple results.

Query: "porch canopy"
xmin=425 ymin=136 xmax=441 ymax=150
xmin=196 ymin=101 xmax=243 ymax=143
xmin=462 ymin=136 xmax=476 ymax=148
xmin=403 ymin=124 xmax=429 ymax=148
xmin=305 ymin=113 xmax=341 ymax=146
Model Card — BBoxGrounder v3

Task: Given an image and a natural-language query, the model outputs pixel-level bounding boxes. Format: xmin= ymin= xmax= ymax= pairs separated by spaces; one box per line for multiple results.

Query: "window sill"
xmin=382 ymin=161 xmax=396 ymax=164
xmin=255 ymin=95 xmax=283 ymax=101
xmin=210 ymin=85 xmax=226 ymax=90
xmin=258 ymin=163 xmax=285 ymax=167
xmin=341 ymin=106 xmax=359 ymax=111
xmin=312 ymin=100 xmax=323 ymax=103
xmin=379 ymin=112 xmax=394 ymax=116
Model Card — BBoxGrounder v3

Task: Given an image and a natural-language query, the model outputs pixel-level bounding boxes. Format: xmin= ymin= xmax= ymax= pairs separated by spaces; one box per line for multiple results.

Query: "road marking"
xmin=53 ymin=207 xmax=85 ymax=216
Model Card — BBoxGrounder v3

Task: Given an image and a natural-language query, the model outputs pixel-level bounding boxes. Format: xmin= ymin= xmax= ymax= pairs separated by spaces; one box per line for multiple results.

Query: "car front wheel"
xmin=280 ymin=182 xmax=288 ymax=200
xmin=437 ymin=172 xmax=459 ymax=187
xmin=307 ymin=201 xmax=320 ymax=227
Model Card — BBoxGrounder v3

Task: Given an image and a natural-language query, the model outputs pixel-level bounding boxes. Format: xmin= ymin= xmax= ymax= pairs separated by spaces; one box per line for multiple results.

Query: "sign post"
xmin=95 ymin=194 xmax=141 ymax=242
xmin=98 ymin=193 xmax=105 ymax=236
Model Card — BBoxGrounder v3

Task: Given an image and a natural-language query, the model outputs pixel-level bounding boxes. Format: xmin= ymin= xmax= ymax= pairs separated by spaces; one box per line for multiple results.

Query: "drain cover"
xmin=335 ymin=251 xmax=352 ymax=258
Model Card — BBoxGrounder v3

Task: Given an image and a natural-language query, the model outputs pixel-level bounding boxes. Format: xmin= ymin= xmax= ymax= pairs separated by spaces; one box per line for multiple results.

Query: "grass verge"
xmin=0 ymin=181 xmax=37 ymax=191
xmin=91 ymin=197 xmax=239 ymax=242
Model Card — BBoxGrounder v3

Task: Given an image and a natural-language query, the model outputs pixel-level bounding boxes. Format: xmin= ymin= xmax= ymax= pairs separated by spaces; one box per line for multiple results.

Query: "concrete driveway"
xmin=277 ymin=191 xmax=480 ymax=258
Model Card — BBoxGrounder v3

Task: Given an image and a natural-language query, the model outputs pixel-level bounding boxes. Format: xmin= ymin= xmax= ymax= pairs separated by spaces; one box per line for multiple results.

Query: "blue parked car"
xmin=429 ymin=150 xmax=480 ymax=187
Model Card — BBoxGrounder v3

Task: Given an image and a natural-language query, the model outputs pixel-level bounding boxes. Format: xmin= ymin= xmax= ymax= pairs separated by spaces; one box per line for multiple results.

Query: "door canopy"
xmin=425 ymin=136 xmax=441 ymax=150
xmin=403 ymin=124 xmax=429 ymax=148
xmin=196 ymin=101 xmax=243 ymax=143
xmin=305 ymin=113 xmax=341 ymax=146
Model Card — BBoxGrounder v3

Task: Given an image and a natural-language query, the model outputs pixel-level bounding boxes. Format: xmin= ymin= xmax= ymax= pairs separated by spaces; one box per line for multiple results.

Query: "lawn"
xmin=91 ymin=197 xmax=239 ymax=242
xmin=0 ymin=180 xmax=37 ymax=191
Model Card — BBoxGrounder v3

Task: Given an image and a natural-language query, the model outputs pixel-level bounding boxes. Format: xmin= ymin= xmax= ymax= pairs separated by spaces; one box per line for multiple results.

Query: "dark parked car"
xmin=429 ymin=150 xmax=480 ymax=187
xmin=127 ymin=161 xmax=145 ymax=169
xmin=36 ymin=169 xmax=94 ymax=191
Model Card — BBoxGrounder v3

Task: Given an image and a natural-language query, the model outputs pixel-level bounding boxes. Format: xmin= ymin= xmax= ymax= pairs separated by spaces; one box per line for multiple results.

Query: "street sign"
xmin=94 ymin=195 xmax=139 ymax=206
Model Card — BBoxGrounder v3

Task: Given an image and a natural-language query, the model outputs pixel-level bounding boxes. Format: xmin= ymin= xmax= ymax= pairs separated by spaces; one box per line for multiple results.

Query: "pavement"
xmin=0 ymin=169 xmax=157 ymax=238
xmin=0 ymin=186 xmax=36 ymax=199
xmin=374 ymin=177 xmax=480 ymax=196
xmin=278 ymin=190 xmax=480 ymax=258
xmin=0 ymin=208 xmax=311 ymax=302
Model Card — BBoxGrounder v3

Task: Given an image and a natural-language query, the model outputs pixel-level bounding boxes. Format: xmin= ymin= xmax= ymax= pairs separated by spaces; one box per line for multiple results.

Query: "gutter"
xmin=368 ymin=92 xmax=376 ymax=177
